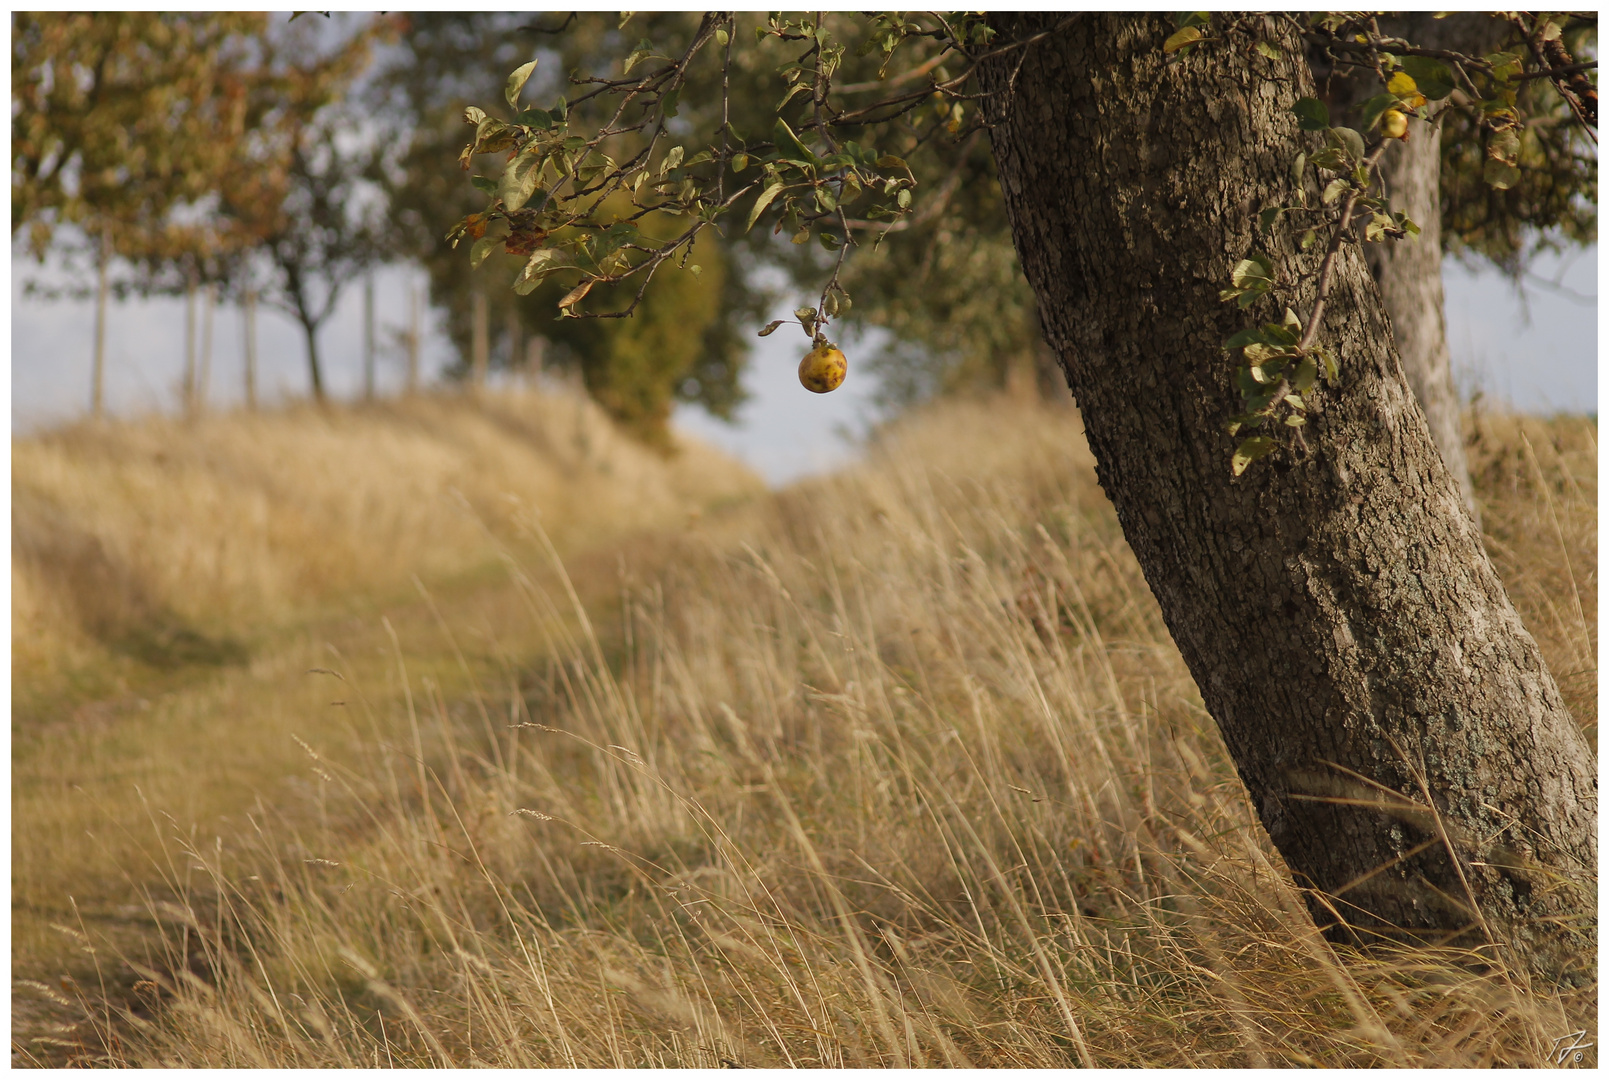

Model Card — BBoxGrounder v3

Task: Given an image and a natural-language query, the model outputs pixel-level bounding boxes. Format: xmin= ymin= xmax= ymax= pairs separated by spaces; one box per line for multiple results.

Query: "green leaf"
xmin=874 ymin=154 xmax=910 ymax=172
xmin=471 ymin=175 xmax=498 ymax=195
xmin=470 ymin=234 xmax=502 ymax=270
xmin=746 ymin=180 xmax=786 ymax=232
xmin=773 ymin=118 xmax=817 ymax=166
xmin=1484 ymin=50 xmax=1523 ymax=82
xmin=715 ymin=27 xmax=729 ymax=47
xmin=1399 ymin=55 xmax=1455 ymax=100
xmin=1258 ymin=323 xmax=1298 ymax=346
xmin=661 ymin=87 xmax=681 ymax=119
xmin=815 ymin=185 xmax=837 ymax=212
xmin=659 ymin=145 xmax=685 ymax=175
xmin=1230 ymin=252 xmax=1274 ymax=290
xmin=1483 ymin=158 xmax=1520 ymax=190
xmin=1280 ymin=307 xmax=1302 ymax=334
xmin=1360 ymin=93 xmax=1398 ymax=131
xmin=777 ymin=81 xmax=812 ymax=110
xmin=1175 ymin=11 xmax=1211 ymax=29
xmin=1292 ymin=356 xmax=1318 ymax=392
xmin=1255 ymin=40 xmax=1282 ymax=60
xmin=1322 ymin=177 xmax=1350 ymax=205
xmin=505 ymin=59 xmax=538 ymax=111
xmin=1223 ymin=327 xmax=1268 ymax=350
xmin=1327 ymin=126 xmax=1364 ymax=164
xmin=623 ymin=38 xmax=655 ymax=76
xmin=896 ymin=187 xmax=913 ymax=209
xmin=499 ymin=152 xmax=545 ymax=212
xmin=1284 ymin=414 xmax=1307 ymax=427
xmin=1231 ymin=436 xmax=1276 ymax=476
xmin=513 ymin=108 xmax=553 ymax=130
xmin=1313 ymin=345 xmax=1339 ymax=384
xmin=513 ymin=248 xmax=568 ymax=295
xmin=1258 ymin=206 xmax=1284 ymax=234
xmin=1292 ymin=97 xmax=1330 ymax=131
xmin=1163 ymin=26 xmax=1202 ymax=53
xmin=1487 ymin=128 xmax=1521 ymax=165
xmin=1309 ymin=146 xmax=1347 ymax=171
xmin=1290 ymin=151 xmax=1307 ymax=189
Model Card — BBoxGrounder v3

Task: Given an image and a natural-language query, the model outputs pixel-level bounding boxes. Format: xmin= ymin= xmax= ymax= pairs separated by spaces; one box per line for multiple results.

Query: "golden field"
xmin=11 ymin=391 xmax=1595 ymax=1066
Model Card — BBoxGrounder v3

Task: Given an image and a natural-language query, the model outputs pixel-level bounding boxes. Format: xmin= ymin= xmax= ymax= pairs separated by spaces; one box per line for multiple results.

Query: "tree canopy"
xmin=445 ymin=12 xmax=1593 ymax=421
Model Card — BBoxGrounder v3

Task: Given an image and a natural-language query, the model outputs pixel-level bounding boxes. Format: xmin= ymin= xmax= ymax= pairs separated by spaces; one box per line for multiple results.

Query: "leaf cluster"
xmin=1219 ymin=11 xmax=1595 ymax=476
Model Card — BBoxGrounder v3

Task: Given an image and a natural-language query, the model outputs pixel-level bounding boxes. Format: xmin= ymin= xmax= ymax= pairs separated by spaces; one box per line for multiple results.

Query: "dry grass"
xmin=12 ymin=387 xmax=763 ymax=718
xmin=1466 ymin=408 xmax=1598 ymax=737
xmin=13 ymin=397 xmax=1592 ymax=1068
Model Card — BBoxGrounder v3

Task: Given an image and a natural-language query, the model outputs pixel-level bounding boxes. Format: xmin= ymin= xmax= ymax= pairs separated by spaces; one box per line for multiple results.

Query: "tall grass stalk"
xmin=19 ymin=399 xmax=1593 ymax=1066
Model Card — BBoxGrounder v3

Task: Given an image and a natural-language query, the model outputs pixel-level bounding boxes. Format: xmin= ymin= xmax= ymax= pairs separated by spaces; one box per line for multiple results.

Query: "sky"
xmin=9 ymin=247 xmax=1598 ymax=487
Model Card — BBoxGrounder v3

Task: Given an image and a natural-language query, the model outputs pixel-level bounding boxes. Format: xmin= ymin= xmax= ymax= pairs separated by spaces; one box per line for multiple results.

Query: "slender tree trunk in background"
xmin=980 ymin=13 xmax=1594 ymax=983
xmin=301 ymin=318 xmax=326 ymax=403
xmin=363 ymin=274 xmax=376 ymax=402
xmin=526 ymin=335 xmax=545 ymax=388
xmin=183 ymin=272 xmax=198 ymax=416
xmin=197 ymin=282 xmax=215 ymax=414
xmin=471 ymin=289 xmax=489 ymax=393
xmin=1362 ymin=121 xmax=1476 ymax=523
xmin=506 ymin=305 xmax=523 ymax=382
xmin=243 ymin=289 xmax=258 ymax=412
xmin=91 ymin=228 xmax=109 ymax=419
xmin=1315 ymin=12 xmax=1506 ymax=527
xmin=407 ymin=283 xmax=421 ymax=393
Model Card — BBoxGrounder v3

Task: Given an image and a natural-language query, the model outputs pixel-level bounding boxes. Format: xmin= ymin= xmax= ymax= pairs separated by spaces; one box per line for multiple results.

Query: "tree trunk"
xmin=91 ymin=228 xmax=108 ymax=419
xmin=198 ymin=282 xmax=215 ymax=414
xmin=407 ymin=282 xmax=421 ymax=393
xmin=471 ymin=289 xmax=489 ymax=393
xmin=243 ymin=289 xmax=258 ymax=412
xmin=301 ymin=318 xmax=326 ymax=403
xmin=506 ymin=304 xmax=523 ymax=380
xmin=183 ymin=272 xmax=198 ymax=416
xmin=363 ymin=274 xmax=376 ymax=402
xmin=1315 ymin=12 xmax=1508 ymax=527
xmin=979 ymin=13 xmax=1594 ymax=982
xmin=1361 ymin=121 xmax=1476 ymax=523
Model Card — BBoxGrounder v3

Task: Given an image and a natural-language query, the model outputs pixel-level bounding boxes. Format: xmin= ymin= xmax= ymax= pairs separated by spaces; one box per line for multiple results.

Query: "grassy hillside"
xmin=13 ymin=388 xmax=763 ymax=719
xmin=12 ymin=396 xmax=1594 ymax=1067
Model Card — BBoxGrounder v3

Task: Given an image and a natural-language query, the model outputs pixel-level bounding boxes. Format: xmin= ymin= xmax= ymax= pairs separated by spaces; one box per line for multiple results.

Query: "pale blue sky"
xmin=10 ymin=248 xmax=1598 ymax=486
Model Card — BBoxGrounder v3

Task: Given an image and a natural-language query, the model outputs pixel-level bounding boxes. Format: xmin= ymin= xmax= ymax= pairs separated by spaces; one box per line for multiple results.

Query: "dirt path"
xmin=11 ymin=509 xmax=755 ymax=1065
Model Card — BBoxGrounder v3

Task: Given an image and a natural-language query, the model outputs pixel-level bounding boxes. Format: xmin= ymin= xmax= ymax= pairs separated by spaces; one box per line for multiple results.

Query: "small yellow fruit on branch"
xmin=1381 ymin=109 xmax=1409 ymax=140
xmin=799 ymin=343 xmax=847 ymax=393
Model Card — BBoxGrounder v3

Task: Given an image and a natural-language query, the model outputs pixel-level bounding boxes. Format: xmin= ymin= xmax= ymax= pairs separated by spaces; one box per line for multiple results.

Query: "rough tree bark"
xmin=979 ymin=13 xmax=1594 ymax=982
xmin=299 ymin=318 xmax=326 ymax=403
xmin=1362 ymin=119 xmax=1478 ymax=523
xmin=1318 ymin=12 xmax=1511 ymax=526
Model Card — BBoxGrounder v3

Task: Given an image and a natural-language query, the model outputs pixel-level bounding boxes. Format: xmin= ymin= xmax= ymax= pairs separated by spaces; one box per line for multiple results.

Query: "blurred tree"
xmin=367 ymin=13 xmax=763 ymax=440
xmin=11 ymin=12 xmax=267 ymax=414
xmin=160 ymin=15 xmax=384 ymax=404
xmin=12 ymin=13 xmax=386 ymax=410
xmin=1309 ymin=12 xmax=1597 ymax=522
xmin=448 ymin=11 xmax=1597 ymax=984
